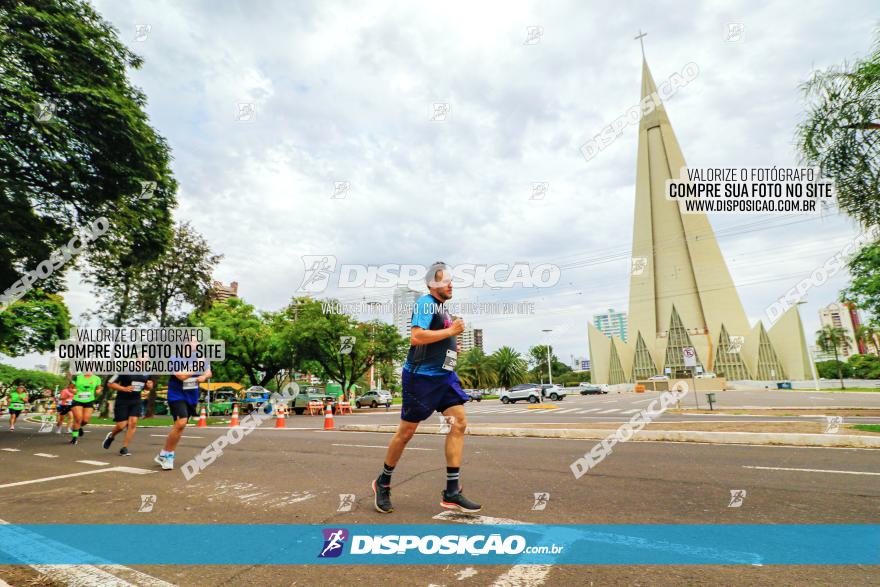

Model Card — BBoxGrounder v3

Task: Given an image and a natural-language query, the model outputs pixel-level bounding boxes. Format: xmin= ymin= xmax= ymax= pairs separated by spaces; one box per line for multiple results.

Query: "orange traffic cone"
xmin=274 ymin=405 xmax=286 ymax=429
xmin=229 ymin=404 xmax=240 ymax=427
xmin=197 ymin=407 xmax=207 ymax=428
xmin=323 ymin=403 xmax=335 ymax=430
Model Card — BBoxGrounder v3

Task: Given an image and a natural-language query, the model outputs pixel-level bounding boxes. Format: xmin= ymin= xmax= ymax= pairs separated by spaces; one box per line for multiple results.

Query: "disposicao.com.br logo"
xmin=317 ymin=528 xmax=563 ymax=558
xmin=298 ymin=256 xmax=560 ymax=293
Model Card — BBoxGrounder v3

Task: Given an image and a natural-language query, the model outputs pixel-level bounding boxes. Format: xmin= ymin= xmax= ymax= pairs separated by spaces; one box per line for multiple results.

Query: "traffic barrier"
xmin=275 ymin=404 xmax=286 ymax=428
xmin=335 ymin=401 xmax=352 ymax=415
xmin=308 ymin=400 xmax=324 ymax=415
xmin=323 ymin=403 xmax=335 ymax=430
xmin=197 ymin=407 xmax=207 ymax=428
xmin=229 ymin=404 xmax=240 ymax=427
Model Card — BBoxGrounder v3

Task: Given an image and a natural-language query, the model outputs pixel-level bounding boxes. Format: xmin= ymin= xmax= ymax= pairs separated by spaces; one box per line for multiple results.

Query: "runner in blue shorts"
xmin=373 ymin=261 xmax=482 ymax=514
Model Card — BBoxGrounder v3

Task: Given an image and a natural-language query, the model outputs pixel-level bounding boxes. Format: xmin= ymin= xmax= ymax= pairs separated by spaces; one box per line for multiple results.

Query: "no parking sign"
xmin=682 ymin=346 xmax=697 ymax=367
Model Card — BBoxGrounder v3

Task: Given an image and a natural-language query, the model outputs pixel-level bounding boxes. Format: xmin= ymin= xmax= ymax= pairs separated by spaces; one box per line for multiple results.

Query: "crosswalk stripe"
xmin=555 ymin=408 xmax=581 ymax=414
xmin=33 ymin=453 xmax=58 ymax=458
xmin=621 ymin=409 xmax=641 ymax=414
xmin=597 ymin=409 xmax=620 ymax=414
xmin=1 ymin=448 xmax=20 ymax=452
xmin=580 ymin=408 xmax=602 ymax=413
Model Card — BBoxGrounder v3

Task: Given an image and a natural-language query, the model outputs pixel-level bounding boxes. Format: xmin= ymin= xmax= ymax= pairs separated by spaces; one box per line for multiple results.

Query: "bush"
xmin=816 ymin=360 xmax=852 ymax=379
xmin=847 ymin=354 xmax=880 ymax=379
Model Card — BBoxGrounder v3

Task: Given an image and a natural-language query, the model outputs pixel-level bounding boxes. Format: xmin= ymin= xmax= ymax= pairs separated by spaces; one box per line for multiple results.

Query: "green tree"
xmin=456 ymin=347 xmax=497 ymax=389
xmin=0 ymin=362 xmax=66 ymax=396
xmin=194 ymin=298 xmax=298 ymax=389
xmin=847 ymin=353 xmax=880 ymax=379
xmin=293 ymin=300 xmax=407 ymax=397
xmin=139 ymin=222 xmax=222 ymax=326
xmin=843 ymin=244 xmax=880 ymax=326
xmin=527 ymin=345 xmax=571 ymax=383
xmin=816 ymin=359 xmax=853 ymax=380
xmin=0 ymin=0 xmax=176 ymax=293
xmin=489 ymin=346 xmax=528 ymax=390
xmin=816 ymin=325 xmax=851 ymax=389
xmin=0 ymin=289 xmax=70 ymax=356
xmin=797 ymin=30 xmax=880 ymax=226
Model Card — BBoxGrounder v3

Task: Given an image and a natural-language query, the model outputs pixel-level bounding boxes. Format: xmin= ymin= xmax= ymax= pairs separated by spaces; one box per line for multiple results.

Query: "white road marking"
xmin=580 ymin=408 xmax=601 ymax=413
xmin=0 ymin=466 xmax=154 ymax=489
xmin=597 ymin=409 xmax=620 ymax=414
xmin=1 ymin=448 xmax=20 ymax=452
xmin=621 ymin=409 xmax=641 ymax=414
xmin=743 ymin=465 xmax=880 ymax=476
xmin=554 ymin=409 xmax=581 ymax=414
xmin=332 ymin=443 xmax=434 ymax=451
xmin=33 ymin=453 xmax=57 ymax=458
xmin=433 ymin=511 xmax=551 ymax=586
xmin=0 ymin=518 xmax=175 ymax=587
xmin=76 ymin=460 xmax=110 ymax=466
xmin=150 ymin=434 xmax=203 ymax=439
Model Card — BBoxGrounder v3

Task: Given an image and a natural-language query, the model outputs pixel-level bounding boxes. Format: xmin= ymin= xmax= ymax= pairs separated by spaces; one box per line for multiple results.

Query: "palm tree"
xmin=489 ymin=346 xmax=528 ymax=390
xmin=456 ymin=348 xmax=497 ymax=389
xmin=816 ymin=326 xmax=850 ymax=389
xmin=855 ymin=324 xmax=880 ymax=356
xmin=797 ymin=30 xmax=880 ymax=226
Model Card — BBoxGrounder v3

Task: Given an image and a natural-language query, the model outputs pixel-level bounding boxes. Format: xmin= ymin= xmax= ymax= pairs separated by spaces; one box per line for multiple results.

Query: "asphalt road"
xmin=1 ymin=413 xmax=878 ymax=586
xmin=349 ymin=390 xmax=880 ymax=426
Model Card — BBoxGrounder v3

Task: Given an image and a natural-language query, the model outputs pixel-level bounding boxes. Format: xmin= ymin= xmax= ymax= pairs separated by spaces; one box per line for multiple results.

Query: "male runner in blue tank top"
xmin=372 ymin=261 xmax=481 ymax=514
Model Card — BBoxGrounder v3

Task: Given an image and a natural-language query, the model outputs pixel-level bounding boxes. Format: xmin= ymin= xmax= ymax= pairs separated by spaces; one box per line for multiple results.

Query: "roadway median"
xmin=338 ymin=422 xmax=880 ymax=448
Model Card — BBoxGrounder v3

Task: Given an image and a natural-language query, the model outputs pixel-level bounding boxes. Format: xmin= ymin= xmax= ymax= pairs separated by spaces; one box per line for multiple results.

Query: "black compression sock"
xmin=446 ymin=467 xmax=460 ymax=495
xmin=378 ymin=463 xmax=394 ymax=486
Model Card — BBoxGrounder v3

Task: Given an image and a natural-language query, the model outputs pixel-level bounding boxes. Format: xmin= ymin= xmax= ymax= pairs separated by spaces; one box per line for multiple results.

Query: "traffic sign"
xmin=682 ymin=346 xmax=697 ymax=367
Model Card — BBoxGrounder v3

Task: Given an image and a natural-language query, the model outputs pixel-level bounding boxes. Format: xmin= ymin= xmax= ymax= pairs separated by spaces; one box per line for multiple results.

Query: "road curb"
xmin=338 ymin=424 xmax=880 ymax=448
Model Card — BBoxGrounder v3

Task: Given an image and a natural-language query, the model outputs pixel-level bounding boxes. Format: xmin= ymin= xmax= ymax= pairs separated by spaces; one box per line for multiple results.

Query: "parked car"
xmin=356 ymin=390 xmax=393 ymax=408
xmin=539 ymin=384 xmax=566 ymax=400
xmin=499 ymin=384 xmax=542 ymax=404
xmin=199 ymin=391 xmax=236 ymax=416
xmin=241 ymin=386 xmax=271 ymax=414
xmin=464 ymin=389 xmax=484 ymax=402
xmin=292 ymin=387 xmax=335 ymax=414
xmin=579 ymin=384 xmax=608 ymax=395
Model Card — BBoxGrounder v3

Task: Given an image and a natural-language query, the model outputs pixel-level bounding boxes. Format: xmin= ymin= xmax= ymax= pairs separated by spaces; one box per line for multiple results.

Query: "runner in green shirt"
xmin=69 ymin=372 xmax=103 ymax=445
xmin=7 ymin=384 xmax=28 ymax=432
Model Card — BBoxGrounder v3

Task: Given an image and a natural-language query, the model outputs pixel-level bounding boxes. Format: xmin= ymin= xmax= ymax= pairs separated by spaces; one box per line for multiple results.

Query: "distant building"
xmin=818 ymin=302 xmax=858 ymax=358
xmin=393 ymin=287 xmax=421 ymax=340
xmin=592 ymin=308 xmax=628 ymax=343
xmin=212 ymin=280 xmax=239 ymax=303
xmin=459 ymin=327 xmax=483 ymax=353
xmin=47 ymin=354 xmax=62 ymax=375
xmin=33 ymin=364 xmax=47 ymax=372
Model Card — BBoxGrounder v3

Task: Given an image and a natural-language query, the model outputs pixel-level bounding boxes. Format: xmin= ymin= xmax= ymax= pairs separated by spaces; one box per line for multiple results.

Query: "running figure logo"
xmin=318 ymin=528 xmax=349 ymax=558
xmin=728 ymin=489 xmax=747 ymax=508
xmin=824 ymin=416 xmax=843 ymax=434
xmin=531 ymin=492 xmax=550 ymax=511
xmin=138 ymin=495 xmax=157 ymax=513
xmin=298 ymin=255 xmax=337 ymax=293
xmin=339 ymin=336 xmax=355 ymax=355
xmin=337 ymin=494 xmax=356 ymax=512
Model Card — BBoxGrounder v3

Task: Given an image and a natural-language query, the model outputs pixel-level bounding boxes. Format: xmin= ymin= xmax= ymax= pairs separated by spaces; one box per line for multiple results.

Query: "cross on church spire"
xmin=634 ymin=30 xmax=647 ymax=58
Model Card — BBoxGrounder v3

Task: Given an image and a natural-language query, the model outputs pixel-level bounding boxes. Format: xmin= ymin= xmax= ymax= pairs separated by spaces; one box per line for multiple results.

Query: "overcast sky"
xmin=7 ymin=0 xmax=879 ymax=371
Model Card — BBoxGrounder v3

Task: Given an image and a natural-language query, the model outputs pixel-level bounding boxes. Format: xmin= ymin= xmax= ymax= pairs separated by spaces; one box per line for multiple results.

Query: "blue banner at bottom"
xmin=0 ymin=524 xmax=876 ymax=565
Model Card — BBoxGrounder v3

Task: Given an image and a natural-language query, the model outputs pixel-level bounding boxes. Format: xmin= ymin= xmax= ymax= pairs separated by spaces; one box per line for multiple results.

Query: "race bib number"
xmin=11 ymin=403 xmax=24 ymax=410
xmin=182 ymin=377 xmax=198 ymax=390
xmin=443 ymin=349 xmax=458 ymax=371
xmin=131 ymin=381 xmax=145 ymax=392
xmin=75 ymin=392 xmax=91 ymax=402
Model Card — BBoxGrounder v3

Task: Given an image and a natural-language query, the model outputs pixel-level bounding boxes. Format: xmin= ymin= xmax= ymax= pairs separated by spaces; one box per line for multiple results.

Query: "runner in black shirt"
xmin=103 ymin=373 xmax=153 ymax=456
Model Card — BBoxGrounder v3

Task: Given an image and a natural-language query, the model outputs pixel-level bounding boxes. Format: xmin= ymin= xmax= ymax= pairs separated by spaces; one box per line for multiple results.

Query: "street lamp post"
xmin=541 ymin=329 xmax=553 ymax=388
